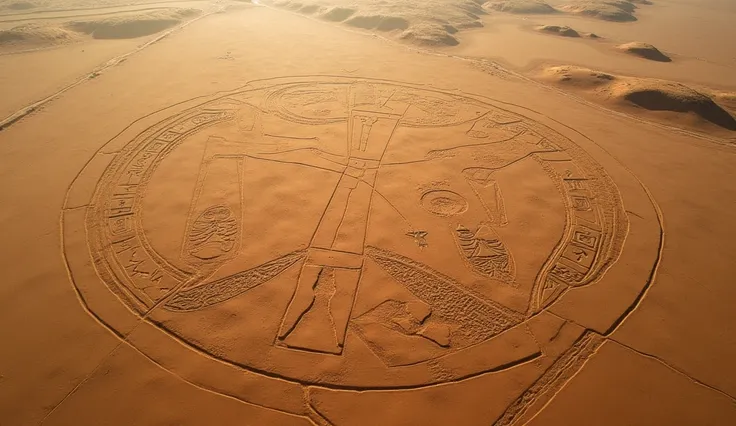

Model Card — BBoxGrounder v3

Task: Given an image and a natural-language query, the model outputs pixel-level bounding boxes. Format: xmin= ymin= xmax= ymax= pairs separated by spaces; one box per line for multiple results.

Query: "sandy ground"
xmin=1 ymin=0 xmax=735 ymax=425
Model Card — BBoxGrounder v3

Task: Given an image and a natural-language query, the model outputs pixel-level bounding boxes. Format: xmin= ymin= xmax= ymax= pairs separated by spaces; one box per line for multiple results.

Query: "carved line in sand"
xmin=64 ymin=77 xmax=654 ymax=419
xmin=529 ymin=145 xmax=628 ymax=314
xmin=88 ymin=108 xmax=236 ymax=313
xmin=455 ymin=223 xmax=515 ymax=284
xmin=494 ymin=330 xmax=605 ymax=426
xmin=364 ymin=246 xmax=523 ymax=345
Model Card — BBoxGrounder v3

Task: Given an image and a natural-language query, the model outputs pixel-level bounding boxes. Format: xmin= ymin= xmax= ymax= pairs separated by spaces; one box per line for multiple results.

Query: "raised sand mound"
xmin=298 ymin=3 xmax=322 ymax=14
xmin=268 ymin=0 xmax=483 ymax=46
xmin=321 ymin=6 xmax=355 ymax=20
xmin=540 ymin=65 xmax=616 ymax=89
xmin=713 ymin=92 xmax=736 ymax=114
xmin=345 ymin=14 xmax=410 ymax=31
xmin=540 ymin=66 xmax=736 ymax=130
xmin=559 ymin=0 xmax=638 ymax=21
xmin=616 ymin=41 xmax=671 ymax=62
xmin=483 ymin=0 xmax=557 ymax=14
xmin=65 ymin=9 xmax=199 ymax=40
xmin=537 ymin=24 xmax=580 ymax=37
xmin=0 ymin=24 xmax=77 ymax=49
xmin=400 ymin=23 xmax=459 ymax=46
xmin=618 ymin=82 xmax=736 ymax=130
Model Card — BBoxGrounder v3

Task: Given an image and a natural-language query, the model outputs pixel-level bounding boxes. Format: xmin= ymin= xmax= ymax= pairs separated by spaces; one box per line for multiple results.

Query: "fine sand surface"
xmin=1 ymin=1 xmax=735 ymax=425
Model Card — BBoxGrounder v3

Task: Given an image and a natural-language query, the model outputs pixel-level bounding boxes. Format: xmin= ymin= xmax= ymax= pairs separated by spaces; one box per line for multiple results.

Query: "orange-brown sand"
xmin=1 ymin=1 xmax=735 ymax=425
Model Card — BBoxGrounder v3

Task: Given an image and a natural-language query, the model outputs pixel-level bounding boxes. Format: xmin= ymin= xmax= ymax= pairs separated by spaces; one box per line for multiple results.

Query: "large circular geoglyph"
xmin=62 ymin=77 xmax=661 ymax=421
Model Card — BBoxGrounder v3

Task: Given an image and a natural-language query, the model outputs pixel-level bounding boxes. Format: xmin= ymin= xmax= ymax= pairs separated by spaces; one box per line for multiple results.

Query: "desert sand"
xmin=0 ymin=0 xmax=735 ymax=425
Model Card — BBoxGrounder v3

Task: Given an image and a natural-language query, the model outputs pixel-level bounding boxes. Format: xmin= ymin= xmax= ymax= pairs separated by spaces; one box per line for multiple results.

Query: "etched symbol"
xmin=564 ymin=178 xmax=587 ymax=191
xmin=185 ymin=205 xmax=238 ymax=260
xmin=406 ymin=230 xmax=429 ymax=247
xmin=573 ymin=227 xmax=599 ymax=250
xmin=278 ymin=266 xmax=341 ymax=353
xmin=455 ymin=224 xmax=515 ymax=283
xmin=571 ymin=195 xmax=592 ymax=211
xmin=366 ymin=246 xmax=524 ymax=347
xmin=353 ymin=299 xmax=451 ymax=367
xmin=549 ymin=263 xmax=585 ymax=284
xmin=467 ymin=116 xmax=497 ymax=138
xmin=572 ymin=248 xmax=588 ymax=263
xmin=464 ymin=168 xmax=508 ymax=226
xmin=420 ymin=190 xmax=469 ymax=217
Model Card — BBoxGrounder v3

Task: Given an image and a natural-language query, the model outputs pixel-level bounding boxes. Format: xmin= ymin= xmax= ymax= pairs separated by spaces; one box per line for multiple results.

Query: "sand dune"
xmin=713 ymin=92 xmax=736 ymax=114
xmin=0 ymin=23 xmax=77 ymax=49
xmin=267 ymin=0 xmax=486 ymax=46
xmin=540 ymin=65 xmax=736 ymax=131
xmin=344 ymin=14 xmax=410 ymax=31
xmin=400 ymin=22 xmax=460 ymax=45
xmin=483 ymin=0 xmax=649 ymax=21
xmin=558 ymin=0 xmax=641 ymax=21
xmin=536 ymin=24 xmax=580 ymax=37
xmin=483 ymin=0 xmax=556 ymax=14
xmin=65 ymin=9 xmax=199 ymax=39
xmin=266 ymin=0 xmax=659 ymax=47
xmin=616 ymin=41 xmax=671 ymax=62
xmin=321 ymin=6 xmax=356 ymax=21
xmin=0 ymin=8 xmax=200 ymax=51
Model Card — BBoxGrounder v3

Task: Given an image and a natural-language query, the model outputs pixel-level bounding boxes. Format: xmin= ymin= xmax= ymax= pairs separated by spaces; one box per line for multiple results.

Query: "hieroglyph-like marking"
xmin=165 ymin=250 xmax=306 ymax=311
xmin=366 ymin=246 xmax=523 ymax=345
xmin=530 ymin=145 xmax=627 ymax=313
xmin=185 ymin=205 xmax=238 ymax=260
xmin=464 ymin=167 xmax=508 ymax=226
xmin=455 ymin=224 xmax=515 ymax=283
xmin=89 ymin=109 xmax=236 ymax=312
xmin=406 ymin=230 xmax=429 ymax=248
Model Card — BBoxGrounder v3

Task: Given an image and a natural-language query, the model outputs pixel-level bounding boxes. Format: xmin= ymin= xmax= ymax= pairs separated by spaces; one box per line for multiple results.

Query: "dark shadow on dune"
xmin=620 ymin=44 xmax=671 ymax=62
xmin=625 ymin=90 xmax=736 ymax=130
xmin=639 ymin=51 xmax=671 ymax=62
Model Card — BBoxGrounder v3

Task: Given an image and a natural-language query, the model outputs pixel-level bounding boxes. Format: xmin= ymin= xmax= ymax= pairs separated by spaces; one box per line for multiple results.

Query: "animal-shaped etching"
xmin=185 ymin=205 xmax=238 ymax=260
